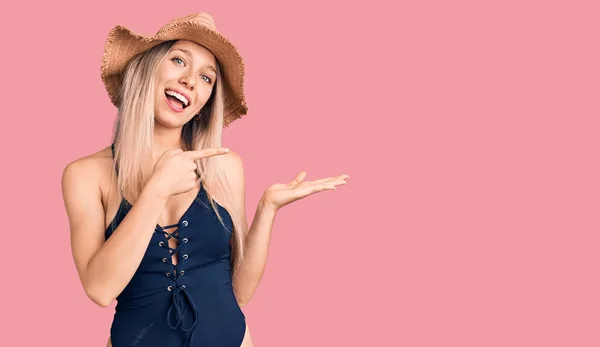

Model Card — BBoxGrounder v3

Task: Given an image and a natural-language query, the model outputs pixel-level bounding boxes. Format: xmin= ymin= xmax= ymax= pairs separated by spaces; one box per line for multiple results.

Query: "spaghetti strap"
xmin=110 ymin=142 xmax=126 ymax=207
xmin=111 ymin=142 xmax=119 ymax=177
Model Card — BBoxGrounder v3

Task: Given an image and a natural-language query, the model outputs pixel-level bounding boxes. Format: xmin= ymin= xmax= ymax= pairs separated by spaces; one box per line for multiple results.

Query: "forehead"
xmin=170 ymin=40 xmax=216 ymax=63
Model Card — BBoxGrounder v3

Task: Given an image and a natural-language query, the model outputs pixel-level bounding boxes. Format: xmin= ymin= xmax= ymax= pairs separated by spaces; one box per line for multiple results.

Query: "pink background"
xmin=1 ymin=0 xmax=599 ymax=346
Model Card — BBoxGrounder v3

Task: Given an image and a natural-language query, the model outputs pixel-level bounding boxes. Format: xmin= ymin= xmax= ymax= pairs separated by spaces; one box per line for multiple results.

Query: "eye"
xmin=201 ymin=75 xmax=212 ymax=84
xmin=172 ymin=57 xmax=185 ymax=66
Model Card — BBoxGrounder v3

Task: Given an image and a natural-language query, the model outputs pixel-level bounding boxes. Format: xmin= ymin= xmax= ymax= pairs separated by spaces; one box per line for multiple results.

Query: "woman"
xmin=61 ymin=12 xmax=348 ymax=347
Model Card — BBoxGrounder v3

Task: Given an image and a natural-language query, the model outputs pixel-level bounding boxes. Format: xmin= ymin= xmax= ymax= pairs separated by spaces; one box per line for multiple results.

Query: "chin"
xmin=155 ymin=109 xmax=192 ymax=128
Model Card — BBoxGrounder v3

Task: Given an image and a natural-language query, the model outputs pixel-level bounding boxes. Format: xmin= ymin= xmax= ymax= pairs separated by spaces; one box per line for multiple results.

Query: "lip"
xmin=165 ymin=88 xmax=192 ymax=108
xmin=165 ymin=94 xmax=186 ymax=113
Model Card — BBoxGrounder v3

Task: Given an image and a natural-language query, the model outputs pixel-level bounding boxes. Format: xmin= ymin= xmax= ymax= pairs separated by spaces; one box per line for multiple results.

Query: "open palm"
xmin=262 ymin=172 xmax=349 ymax=211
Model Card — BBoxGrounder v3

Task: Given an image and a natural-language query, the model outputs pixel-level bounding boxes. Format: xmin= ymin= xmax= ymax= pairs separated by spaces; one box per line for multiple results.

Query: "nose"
xmin=180 ymin=73 xmax=196 ymax=90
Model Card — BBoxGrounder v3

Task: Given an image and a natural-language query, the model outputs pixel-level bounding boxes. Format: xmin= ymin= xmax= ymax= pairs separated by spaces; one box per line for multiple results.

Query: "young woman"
xmin=61 ymin=13 xmax=348 ymax=347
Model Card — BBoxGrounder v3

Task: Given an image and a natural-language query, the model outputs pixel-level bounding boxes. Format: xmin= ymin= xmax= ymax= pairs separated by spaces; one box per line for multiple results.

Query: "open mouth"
xmin=164 ymin=89 xmax=190 ymax=110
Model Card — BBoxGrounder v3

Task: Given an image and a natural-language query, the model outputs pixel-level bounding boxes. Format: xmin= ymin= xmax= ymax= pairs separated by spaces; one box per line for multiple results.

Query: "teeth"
xmin=165 ymin=90 xmax=189 ymax=107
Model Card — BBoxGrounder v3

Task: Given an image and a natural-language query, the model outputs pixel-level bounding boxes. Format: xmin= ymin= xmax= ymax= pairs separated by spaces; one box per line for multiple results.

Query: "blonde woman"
xmin=61 ymin=13 xmax=348 ymax=347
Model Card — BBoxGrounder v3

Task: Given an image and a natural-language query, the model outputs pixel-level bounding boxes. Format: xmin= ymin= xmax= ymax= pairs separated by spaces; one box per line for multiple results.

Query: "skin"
xmin=62 ymin=40 xmax=348 ymax=347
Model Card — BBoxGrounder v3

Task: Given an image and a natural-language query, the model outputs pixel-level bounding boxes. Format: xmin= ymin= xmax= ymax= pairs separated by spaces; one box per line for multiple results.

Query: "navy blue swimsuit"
xmin=106 ymin=144 xmax=246 ymax=347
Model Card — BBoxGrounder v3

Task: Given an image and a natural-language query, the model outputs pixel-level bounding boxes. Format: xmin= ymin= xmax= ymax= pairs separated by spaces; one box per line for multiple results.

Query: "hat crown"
xmin=157 ymin=13 xmax=218 ymax=35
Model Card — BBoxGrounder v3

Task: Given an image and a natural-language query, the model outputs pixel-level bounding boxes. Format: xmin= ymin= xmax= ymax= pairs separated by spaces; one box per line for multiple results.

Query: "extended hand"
xmin=261 ymin=172 xmax=349 ymax=211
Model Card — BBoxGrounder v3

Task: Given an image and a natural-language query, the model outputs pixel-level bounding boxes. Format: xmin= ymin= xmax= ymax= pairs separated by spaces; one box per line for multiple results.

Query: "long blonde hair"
xmin=110 ymin=40 xmax=246 ymax=274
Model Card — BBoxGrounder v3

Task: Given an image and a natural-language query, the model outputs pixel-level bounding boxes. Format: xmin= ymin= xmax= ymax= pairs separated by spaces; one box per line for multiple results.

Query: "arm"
xmin=62 ymin=158 xmax=168 ymax=307
xmin=222 ymin=151 xmax=276 ymax=307
xmin=234 ymin=198 xmax=277 ymax=307
xmin=222 ymin=151 xmax=348 ymax=307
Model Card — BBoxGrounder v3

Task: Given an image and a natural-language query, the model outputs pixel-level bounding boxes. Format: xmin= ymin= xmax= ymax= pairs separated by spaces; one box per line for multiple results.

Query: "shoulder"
xmin=219 ymin=148 xmax=244 ymax=174
xmin=217 ymin=148 xmax=246 ymax=195
xmin=61 ymin=146 xmax=114 ymax=195
xmin=62 ymin=146 xmax=112 ymax=180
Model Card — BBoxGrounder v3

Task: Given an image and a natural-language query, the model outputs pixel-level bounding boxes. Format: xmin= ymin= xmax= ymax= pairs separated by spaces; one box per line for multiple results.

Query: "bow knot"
xmin=167 ymin=285 xmax=199 ymax=347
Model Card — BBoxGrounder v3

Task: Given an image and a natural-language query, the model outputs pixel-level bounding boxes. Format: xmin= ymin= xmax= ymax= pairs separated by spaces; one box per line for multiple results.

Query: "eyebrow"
xmin=173 ymin=48 xmax=217 ymax=74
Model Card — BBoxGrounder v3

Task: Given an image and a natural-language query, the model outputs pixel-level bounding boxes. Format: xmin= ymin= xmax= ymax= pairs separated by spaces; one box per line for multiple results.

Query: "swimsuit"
xmin=106 ymin=144 xmax=246 ymax=347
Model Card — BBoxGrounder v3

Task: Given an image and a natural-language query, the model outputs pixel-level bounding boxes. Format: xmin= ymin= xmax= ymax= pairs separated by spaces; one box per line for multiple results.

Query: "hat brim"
xmin=101 ymin=21 xmax=247 ymax=127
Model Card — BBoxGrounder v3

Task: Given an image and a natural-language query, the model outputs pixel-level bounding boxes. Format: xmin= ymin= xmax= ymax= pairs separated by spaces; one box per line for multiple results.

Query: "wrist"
xmin=143 ymin=178 xmax=169 ymax=202
xmin=258 ymin=195 xmax=279 ymax=214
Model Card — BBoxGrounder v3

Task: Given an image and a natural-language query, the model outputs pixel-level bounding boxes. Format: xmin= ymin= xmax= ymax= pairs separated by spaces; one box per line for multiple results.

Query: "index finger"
xmin=185 ymin=147 xmax=230 ymax=159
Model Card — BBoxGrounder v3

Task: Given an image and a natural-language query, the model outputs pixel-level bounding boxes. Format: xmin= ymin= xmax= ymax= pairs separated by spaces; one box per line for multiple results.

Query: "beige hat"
xmin=100 ymin=12 xmax=248 ymax=127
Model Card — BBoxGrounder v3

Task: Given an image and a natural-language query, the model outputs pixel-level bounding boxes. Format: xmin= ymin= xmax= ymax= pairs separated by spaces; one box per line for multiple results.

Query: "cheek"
xmin=154 ymin=64 xmax=168 ymax=80
xmin=195 ymin=88 xmax=214 ymax=108
xmin=155 ymin=64 xmax=180 ymax=84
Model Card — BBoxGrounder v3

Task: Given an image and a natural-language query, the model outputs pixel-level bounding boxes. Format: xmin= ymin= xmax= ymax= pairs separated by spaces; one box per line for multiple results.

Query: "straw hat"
xmin=100 ymin=12 xmax=248 ymax=127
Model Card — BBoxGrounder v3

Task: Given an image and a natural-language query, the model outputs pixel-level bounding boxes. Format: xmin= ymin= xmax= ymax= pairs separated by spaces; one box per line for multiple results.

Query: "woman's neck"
xmin=153 ymin=125 xmax=184 ymax=152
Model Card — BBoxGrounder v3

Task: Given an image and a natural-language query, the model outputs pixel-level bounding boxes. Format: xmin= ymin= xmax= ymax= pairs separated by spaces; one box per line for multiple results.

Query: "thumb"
xmin=288 ymin=171 xmax=307 ymax=185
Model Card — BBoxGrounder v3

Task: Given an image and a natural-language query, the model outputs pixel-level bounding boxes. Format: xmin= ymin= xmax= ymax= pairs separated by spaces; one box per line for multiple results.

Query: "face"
xmin=153 ymin=40 xmax=218 ymax=127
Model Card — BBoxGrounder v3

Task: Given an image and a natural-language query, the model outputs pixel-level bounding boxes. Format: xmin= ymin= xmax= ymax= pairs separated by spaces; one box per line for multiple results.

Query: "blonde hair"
xmin=110 ymin=40 xmax=246 ymax=274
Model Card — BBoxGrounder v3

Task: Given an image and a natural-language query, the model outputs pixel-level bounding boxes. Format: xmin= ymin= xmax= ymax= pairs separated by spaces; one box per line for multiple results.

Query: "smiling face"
xmin=153 ymin=40 xmax=218 ymax=128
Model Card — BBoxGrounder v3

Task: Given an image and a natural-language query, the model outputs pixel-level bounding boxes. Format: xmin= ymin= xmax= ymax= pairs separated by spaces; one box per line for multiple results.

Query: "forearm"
xmin=233 ymin=197 xmax=277 ymax=306
xmin=84 ymin=181 xmax=168 ymax=306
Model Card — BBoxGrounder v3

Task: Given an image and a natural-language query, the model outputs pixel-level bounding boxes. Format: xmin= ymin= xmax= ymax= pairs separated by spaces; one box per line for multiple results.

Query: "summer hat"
xmin=100 ymin=12 xmax=248 ymax=127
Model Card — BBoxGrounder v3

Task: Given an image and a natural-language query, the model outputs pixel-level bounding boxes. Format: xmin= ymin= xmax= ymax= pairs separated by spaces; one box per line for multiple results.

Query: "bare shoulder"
xmin=219 ymin=148 xmax=244 ymax=174
xmin=217 ymin=148 xmax=246 ymax=205
xmin=62 ymin=147 xmax=113 ymax=184
xmin=61 ymin=146 xmax=115 ymax=209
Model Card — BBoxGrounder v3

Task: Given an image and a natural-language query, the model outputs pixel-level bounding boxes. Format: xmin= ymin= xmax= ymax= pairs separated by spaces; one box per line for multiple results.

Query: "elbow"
xmin=233 ymin=278 xmax=257 ymax=308
xmin=84 ymin=283 xmax=114 ymax=308
xmin=236 ymin=293 xmax=253 ymax=308
xmin=237 ymin=298 xmax=248 ymax=308
xmin=93 ymin=297 xmax=113 ymax=308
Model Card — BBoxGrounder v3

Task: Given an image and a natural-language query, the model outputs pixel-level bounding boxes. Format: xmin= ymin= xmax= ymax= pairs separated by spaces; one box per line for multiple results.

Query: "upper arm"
xmin=221 ymin=150 xmax=248 ymax=235
xmin=61 ymin=158 xmax=107 ymax=287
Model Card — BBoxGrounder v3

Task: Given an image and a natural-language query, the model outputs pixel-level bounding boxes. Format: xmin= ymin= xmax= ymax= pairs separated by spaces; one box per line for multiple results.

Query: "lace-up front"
xmin=105 ymin=144 xmax=246 ymax=347
xmin=156 ymin=222 xmax=199 ymax=346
